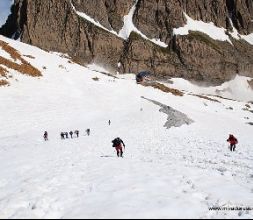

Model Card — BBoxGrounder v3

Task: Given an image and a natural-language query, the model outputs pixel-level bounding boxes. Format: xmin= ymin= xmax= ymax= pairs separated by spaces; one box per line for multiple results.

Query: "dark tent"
xmin=136 ymin=71 xmax=151 ymax=83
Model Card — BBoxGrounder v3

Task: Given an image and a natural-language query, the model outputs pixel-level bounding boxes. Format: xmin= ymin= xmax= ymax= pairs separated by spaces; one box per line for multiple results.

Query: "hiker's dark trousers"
xmin=230 ymin=144 xmax=236 ymax=151
xmin=116 ymin=145 xmax=123 ymax=157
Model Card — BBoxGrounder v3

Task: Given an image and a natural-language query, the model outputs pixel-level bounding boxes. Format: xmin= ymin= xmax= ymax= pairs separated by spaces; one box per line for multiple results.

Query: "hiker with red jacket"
xmin=227 ymin=134 xmax=238 ymax=152
xmin=112 ymin=137 xmax=125 ymax=157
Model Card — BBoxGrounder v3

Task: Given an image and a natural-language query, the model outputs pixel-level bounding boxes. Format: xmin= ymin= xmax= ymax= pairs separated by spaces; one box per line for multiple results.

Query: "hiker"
xmin=75 ymin=130 xmax=79 ymax=138
xmin=86 ymin=129 xmax=90 ymax=136
xmin=112 ymin=137 xmax=125 ymax=157
xmin=43 ymin=131 xmax=48 ymax=141
xmin=109 ymin=120 xmax=111 ymax=126
xmin=227 ymin=134 xmax=238 ymax=152
xmin=61 ymin=132 xmax=65 ymax=139
xmin=65 ymin=132 xmax=69 ymax=139
xmin=69 ymin=131 xmax=73 ymax=139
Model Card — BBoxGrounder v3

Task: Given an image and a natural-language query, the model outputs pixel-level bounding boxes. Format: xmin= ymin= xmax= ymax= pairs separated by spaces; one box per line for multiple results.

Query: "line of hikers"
xmin=112 ymin=134 xmax=239 ymax=157
xmin=44 ymin=131 xmax=239 ymax=158
xmin=44 ymin=132 xmax=125 ymax=157
xmin=43 ymin=120 xmax=113 ymax=142
xmin=43 ymin=120 xmax=112 ymax=142
xmin=43 ymin=129 xmax=91 ymax=141
xmin=110 ymin=134 xmax=239 ymax=157
xmin=61 ymin=130 xmax=79 ymax=139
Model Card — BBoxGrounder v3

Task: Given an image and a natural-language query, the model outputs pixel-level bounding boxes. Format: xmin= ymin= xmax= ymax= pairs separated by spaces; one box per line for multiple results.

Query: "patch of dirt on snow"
xmin=0 ymin=79 xmax=9 ymax=87
xmin=0 ymin=65 xmax=8 ymax=77
xmin=191 ymin=94 xmax=221 ymax=103
xmin=23 ymin=55 xmax=35 ymax=59
xmin=143 ymin=82 xmax=184 ymax=97
xmin=0 ymin=40 xmax=41 ymax=77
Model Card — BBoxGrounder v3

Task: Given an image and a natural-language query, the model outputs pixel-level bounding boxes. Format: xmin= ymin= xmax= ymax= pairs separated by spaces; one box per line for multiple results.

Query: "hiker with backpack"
xmin=65 ymin=132 xmax=69 ymax=139
xmin=227 ymin=134 xmax=238 ymax=152
xmin=43 ymin=131 xmax=48 ymax=141
xmin=60 ymin=132 xmax=65 ymax=139
xmin=86 ymin=129 xmax=90 ymax=136
xmin=69 ymin=131 xmax=73 ymax=139
xmin=75 ymin=130 xmax=79 ymax=138
xmin=112 ymin=137 xmax=125 ymax=157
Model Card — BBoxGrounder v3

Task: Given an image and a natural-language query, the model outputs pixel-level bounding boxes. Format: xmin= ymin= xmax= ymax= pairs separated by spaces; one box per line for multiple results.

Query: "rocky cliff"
xmin=1 ymin=0 xmax=253 ymax=84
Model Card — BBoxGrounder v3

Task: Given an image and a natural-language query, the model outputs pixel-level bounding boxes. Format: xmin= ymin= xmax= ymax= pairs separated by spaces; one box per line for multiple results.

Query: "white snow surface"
xmin=118 ymin=0 xmax=139 ymax=40
xmin=167 ymin=76 xmax=253 ymax=102
xmin=86 ymin=63 xmax=110 ymax=74
xmin=241 ymin=33 xmax=253 ymax=45
xmin=229 ymin=19 xmax=241 ymax=40
xmin=174 ymin=13 xmax=253 ymax=46
xmin=0 ymin=35 xmax=253 ymax=219
xmin=173 ymin=13 xmax=232 ymax=44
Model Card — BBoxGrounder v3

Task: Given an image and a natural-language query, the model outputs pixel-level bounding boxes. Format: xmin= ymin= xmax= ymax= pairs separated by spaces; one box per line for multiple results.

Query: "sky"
xmin=0 ymin=0 xmax=13 ymax=27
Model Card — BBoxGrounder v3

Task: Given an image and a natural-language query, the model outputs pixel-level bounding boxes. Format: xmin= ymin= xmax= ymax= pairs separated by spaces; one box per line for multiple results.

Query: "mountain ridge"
xmin=0 ymin=0 xmax=253 ymax=85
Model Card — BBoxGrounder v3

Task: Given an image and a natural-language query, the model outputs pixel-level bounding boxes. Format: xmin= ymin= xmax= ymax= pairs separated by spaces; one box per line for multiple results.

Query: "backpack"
xmin=112 ymin=138 xmax=121 ymax=147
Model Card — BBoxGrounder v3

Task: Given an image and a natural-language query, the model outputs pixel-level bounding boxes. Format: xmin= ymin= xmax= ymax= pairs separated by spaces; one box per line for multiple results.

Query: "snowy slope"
xmin=165 ymin=76 xmax=253 ymax=102
xmin=0 ymin=35 xmax=253 ymax=219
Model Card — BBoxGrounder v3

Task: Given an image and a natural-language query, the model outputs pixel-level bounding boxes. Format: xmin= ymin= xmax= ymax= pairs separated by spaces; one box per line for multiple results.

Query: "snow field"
xmin=0 ymin=36 xmax=252 ymax=218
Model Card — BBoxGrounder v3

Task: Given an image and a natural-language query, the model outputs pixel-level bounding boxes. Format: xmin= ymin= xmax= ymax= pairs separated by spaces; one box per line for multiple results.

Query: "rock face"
xmin=1 ymin=0 xmax=253 ymax=84
xmin=249 ymin=79 xmax=253 ymax=89
xmin=72 ymin=0 xmax=132 ymax=33
xmin=134 ymin=0 xmax=253 ymax=41
xmin=1 ymin=0 xmax=125 ymax=69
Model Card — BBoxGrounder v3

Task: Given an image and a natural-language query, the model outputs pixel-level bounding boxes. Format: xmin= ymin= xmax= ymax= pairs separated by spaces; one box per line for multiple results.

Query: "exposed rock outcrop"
xmin=10 ymin=0 xmax=124 ymax=69
xmin=119 ymin=32 xmax=185 ymax=80
xmin=72 ymin=0 xmax=132 ymax=33
xmin=142 ymin=97 xmax=194 ymax=129
xmin=249 ymin=79 xmax=253 ymax=89
xmin=1 ymin=0 xmax=253 ymax=85
xmin=134 ymin=0 xmax=253 ymax=42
